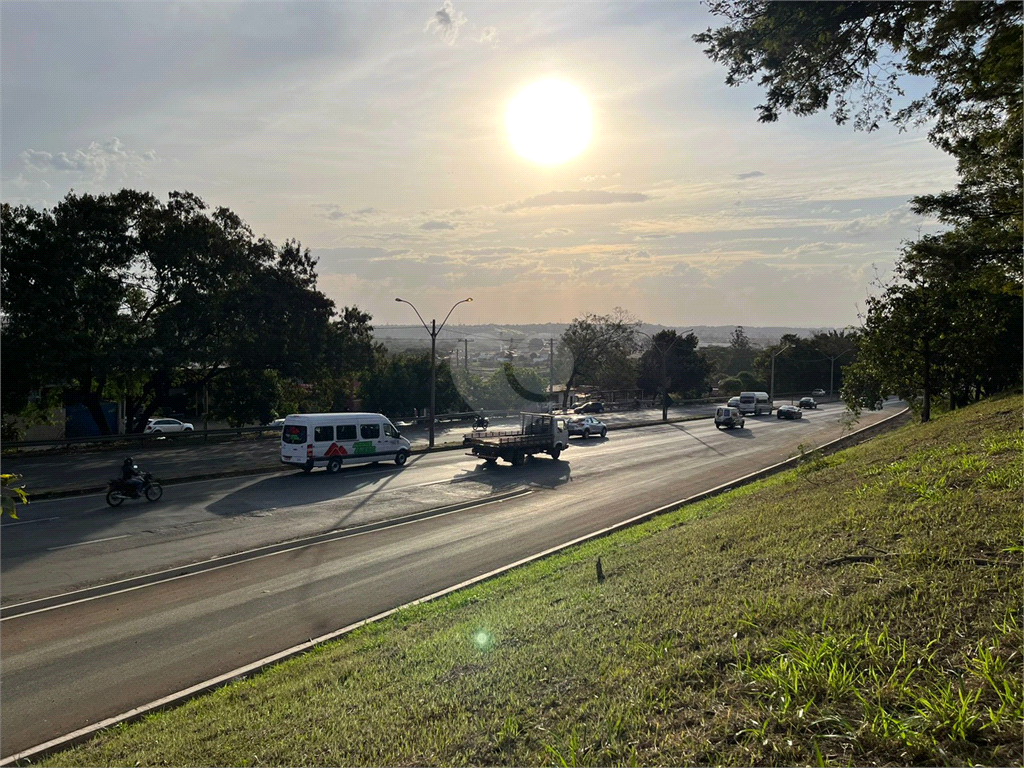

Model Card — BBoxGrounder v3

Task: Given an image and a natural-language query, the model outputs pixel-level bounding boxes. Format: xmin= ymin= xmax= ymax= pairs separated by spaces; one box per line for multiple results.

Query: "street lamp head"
xmin=394 ymin=297 xmax=403 ymax=302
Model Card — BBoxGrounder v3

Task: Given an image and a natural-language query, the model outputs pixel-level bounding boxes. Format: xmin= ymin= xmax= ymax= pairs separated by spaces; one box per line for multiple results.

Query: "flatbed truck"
xmin=463 ymin=412 xmax=569 ymax=465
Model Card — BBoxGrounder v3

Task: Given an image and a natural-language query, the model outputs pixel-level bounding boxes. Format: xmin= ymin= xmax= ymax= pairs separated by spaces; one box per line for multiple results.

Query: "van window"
xmin=282 ymin=425 xmax=306 ymax=445
xmin=757 ymin=393 xmax=770 ymax=403
xmin=360 ymin=423 xmax=380 ymax=439
xmin=314 ymin=425 xmax=334 ymax=442
xmin=739 ymin=394 xmax=755 ymax=403
xmin=383 ymin=423 xmax=399 ymax=438
xmin=337 ymin=424 xmax=357 ymax=441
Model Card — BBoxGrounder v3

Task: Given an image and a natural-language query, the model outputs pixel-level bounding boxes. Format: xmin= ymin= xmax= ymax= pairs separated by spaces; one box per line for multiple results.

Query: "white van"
xmin=738 ymin=391 xmax=774 ymax=416
xmin=280 ymin=413 xmax=411 ymax=473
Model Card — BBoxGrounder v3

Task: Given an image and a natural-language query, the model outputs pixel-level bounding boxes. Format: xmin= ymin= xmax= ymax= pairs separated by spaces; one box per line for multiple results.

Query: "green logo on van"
xmin=353 ymin=440 xmax=374 ymax=455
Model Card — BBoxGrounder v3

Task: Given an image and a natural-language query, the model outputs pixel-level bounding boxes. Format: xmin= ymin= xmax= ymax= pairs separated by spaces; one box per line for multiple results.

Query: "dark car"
xmin=798 ymin=397 xmax=817 ymax=409
xmin=777 ymin=405 xmax=803 ymax=420
xmin=574 ymin=401 xmax=604 ymax=414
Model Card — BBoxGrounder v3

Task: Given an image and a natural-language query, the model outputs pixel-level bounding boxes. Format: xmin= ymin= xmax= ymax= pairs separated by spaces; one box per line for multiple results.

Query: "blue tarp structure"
xmin=65 ymin=403 xmax=118 ymax=438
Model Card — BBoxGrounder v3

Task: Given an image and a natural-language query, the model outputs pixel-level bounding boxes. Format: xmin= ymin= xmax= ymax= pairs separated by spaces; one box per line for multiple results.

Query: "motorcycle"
xmin=106 ymin=472 xmax=163 ymax=506
xmin=472 ymin=415 xmax=489 ymax=432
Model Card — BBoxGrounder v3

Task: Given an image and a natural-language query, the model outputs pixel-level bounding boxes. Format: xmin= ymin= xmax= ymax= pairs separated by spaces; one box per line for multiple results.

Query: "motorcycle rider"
xmin=120 ymin=457 xmax=144 ymax=498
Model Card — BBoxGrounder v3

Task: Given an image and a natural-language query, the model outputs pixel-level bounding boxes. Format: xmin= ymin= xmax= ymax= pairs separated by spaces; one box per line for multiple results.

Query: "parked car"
xmin=798 ymin=397 xmax=818 ymax=409
xmin=144 ymin=418 xmax=194 ymax=434
xmin=567 ymin=416 xmax=607 ymax=438
xmin=776 ymin=405 xmax=803 ymax=420
xmin=812 ymin=388 xmax=826 ymax=397
xmin=574 ymin=401 xmax=605 ymax=414
xmin=714 ymin=406 xmax=745 ymax=430
xmin=727 ymin=396 xmax=741 ymax=409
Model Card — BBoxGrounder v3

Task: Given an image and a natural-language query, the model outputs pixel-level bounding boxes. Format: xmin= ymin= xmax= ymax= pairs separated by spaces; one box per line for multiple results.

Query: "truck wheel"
xmin=485 ymin=456 xmax=497 ymax=464
xmin=327 ymin=457 xmax=342 ymax=474
xmin=511 ymin=451 xmax=525 ymax=466
xmin=395 ymin=450 xmax=408 ymax=466
xmin=549 ymin=447 xmax=561 ymax=460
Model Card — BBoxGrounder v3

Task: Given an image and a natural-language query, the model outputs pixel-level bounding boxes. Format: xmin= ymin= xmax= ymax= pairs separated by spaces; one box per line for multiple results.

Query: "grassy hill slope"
xmin=48 ymin=394 xmax=1022 ymax=767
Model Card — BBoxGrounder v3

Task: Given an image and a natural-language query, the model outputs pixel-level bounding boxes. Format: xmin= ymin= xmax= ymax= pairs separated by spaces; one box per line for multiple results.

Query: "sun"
xmin=506 ymin=79 xmax=591 ymax=165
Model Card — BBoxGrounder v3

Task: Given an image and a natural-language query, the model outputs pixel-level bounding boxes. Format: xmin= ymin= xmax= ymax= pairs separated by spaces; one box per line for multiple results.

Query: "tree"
xmin=638 ymin=330 xmax=713 ymax=420
xmin=698 ymin=2 xmax=1023 ymax=417
xmin=556 ymin=309 xmax=641 ymax=408
xmin=1 ymin=190 xmax=372 ymax=433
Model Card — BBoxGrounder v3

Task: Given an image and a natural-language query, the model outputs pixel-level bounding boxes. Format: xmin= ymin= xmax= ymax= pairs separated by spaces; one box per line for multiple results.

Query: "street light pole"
xmin=769 ymin=342 xmax=791 ymax=404
xmin=638 ymin=328 xmax=693 ymax=422
xmin=814 ymin=348 xmax=855 ymax=400
xmin=395 ymin=297 xmax=472 ymax=448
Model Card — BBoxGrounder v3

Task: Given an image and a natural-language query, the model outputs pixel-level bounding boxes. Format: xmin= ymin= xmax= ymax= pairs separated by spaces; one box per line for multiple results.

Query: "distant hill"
xmin=373 ymin=323 xmax=838 ymax=351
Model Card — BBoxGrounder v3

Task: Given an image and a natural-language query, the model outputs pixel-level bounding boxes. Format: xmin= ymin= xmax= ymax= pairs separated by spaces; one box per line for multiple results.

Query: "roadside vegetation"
xmin=42 ymin=392 xmax=1022 ymax=767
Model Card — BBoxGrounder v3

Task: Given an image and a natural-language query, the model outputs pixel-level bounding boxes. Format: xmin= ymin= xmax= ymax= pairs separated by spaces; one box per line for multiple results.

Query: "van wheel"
xmin=326 ymin=457 xmax=342 ymax=474
xmin=394 ymin=450 xmax=409 ymax=466
xmin=302 ymin=460 xmax=314 ymax=474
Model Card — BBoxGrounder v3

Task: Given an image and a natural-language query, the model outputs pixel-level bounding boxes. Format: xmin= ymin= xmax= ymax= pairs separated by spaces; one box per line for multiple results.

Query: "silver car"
xmin=567 ymin=416 xmax=607 ymax=438
xmin=144 ymin=418 xmax=194 ymax=434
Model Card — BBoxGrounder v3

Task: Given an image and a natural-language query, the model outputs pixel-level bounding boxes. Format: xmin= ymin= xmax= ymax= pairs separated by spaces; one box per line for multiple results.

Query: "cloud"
xmin=535 ymin=228 xmax=574 ymax=237
xmin=500 ymin=190 xmax=652 ymax=212
xmin=826 ymin=205 xmax=916 ymax=235
xmin=19 ymin=137 xmax=158 ymax=180
xmin=425 ymin=0 xmax=466 ymax=45
xmin=320 ymin=206 xmax=380 ymax=221
xmin=479 ymin=26 xmax=498 ymax=46
xmin=735 ymin=171 xmax=765 ymax=180
xmin=454 ymin=246 xmax=532 ymax=256
xmin=581 ymin=173 xmax=621 ymax=182
xmin=420 ymin=219 xmax=457 ymax=230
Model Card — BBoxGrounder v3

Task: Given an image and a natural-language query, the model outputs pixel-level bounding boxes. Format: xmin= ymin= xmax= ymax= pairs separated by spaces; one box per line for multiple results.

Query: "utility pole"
xmin=769 ymin=342 xmax=791 ymax=403
xmin=637 ymin=329 xmax=693 ymax=421
xmin=814 ymin=347 xmax=855 ymax=400
xmin=549 ymin=337 xmax=556 ymax=409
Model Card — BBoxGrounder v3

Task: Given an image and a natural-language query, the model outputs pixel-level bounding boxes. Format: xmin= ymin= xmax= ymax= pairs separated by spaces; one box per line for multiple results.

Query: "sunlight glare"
xmin=506 ymin=80 xmax=591 ymax=165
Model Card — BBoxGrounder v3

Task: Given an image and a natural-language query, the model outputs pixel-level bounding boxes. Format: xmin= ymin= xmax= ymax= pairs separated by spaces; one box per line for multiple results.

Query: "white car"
xmin=812 ymin=388 xmax=826 ymax=397
xmin=567 ymin=416 xmax=607 ymax=438
xmin=144 ymin=418 xmax=194 ymax=434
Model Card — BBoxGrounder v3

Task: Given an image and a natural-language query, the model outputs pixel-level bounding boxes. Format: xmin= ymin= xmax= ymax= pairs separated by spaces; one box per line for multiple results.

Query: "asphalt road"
xmin=0 ymin=399 xmax=902 ymax=758
xmin=1 ymin=402 xmax=731 ymax=497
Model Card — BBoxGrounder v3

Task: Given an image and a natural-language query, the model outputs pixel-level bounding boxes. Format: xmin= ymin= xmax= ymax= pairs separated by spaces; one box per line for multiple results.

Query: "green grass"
xmin=43 ymin=394 xmax=1023 ymax=767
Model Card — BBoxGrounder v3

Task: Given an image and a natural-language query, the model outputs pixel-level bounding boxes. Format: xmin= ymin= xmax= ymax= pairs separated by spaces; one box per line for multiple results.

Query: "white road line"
xmin=1 ymin=516 xmax=61 ymax=527
xmin=46 ymin=535 xmax=129 ymax=551
xmin=4 ymin=490 xmax=534 ymax=621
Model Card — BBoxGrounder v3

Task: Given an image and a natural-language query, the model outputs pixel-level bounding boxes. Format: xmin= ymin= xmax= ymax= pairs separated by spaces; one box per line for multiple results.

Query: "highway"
xmin=0 ymin=401 xmax=903 ymax=758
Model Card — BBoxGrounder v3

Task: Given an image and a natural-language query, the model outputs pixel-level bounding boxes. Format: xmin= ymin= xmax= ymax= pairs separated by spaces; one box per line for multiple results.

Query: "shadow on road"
xmin=451 ymin=455 xmax=573 ymax=491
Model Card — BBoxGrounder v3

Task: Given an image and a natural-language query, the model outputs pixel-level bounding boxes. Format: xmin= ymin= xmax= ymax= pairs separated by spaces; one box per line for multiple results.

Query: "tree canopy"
xmin=1 ymin=190 xmax=378 ymax=433
xmin=698 ymin=1 xmax=1023 ymax=419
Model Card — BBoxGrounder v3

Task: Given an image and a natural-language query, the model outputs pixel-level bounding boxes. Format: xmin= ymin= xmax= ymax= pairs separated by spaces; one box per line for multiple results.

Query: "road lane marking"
xmin=2 ymin=490 xmax=534 ymax=621
xmin=1 ymin=516 xmax=61 ymax=527
xmin=46 ymin=535 xmax=129 ymax=551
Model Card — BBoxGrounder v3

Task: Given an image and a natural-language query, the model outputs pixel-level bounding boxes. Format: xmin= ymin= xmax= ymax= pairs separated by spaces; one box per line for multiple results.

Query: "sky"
xmin=1 ymin=1 xmax=957 ymax=329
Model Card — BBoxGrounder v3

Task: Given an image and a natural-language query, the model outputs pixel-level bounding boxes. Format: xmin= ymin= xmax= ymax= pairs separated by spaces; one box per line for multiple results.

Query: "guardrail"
xmin=2 ymin=425 xmax=284 ymax=452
